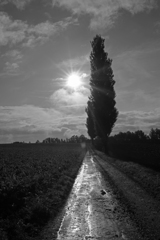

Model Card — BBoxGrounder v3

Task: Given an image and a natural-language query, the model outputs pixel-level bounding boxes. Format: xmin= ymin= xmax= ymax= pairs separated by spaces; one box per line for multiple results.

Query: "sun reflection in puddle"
xmin=87 ymin=204 xmax=92 ymax=236
xmin=57 ymin=161 xmax=86 ymax=239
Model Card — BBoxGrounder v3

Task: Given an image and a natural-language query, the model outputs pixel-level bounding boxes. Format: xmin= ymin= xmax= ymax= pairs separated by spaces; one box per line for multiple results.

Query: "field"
xmin=0 ymin=143 xmax=86 ymax=240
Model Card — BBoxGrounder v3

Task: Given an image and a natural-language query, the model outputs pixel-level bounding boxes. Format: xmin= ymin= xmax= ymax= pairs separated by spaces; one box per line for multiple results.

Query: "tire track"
xmin=93 ymin=153 xmax=160 ymax=240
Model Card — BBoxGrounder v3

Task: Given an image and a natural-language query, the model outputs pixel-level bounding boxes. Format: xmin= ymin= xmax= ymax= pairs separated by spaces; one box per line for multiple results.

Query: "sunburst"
xmin=66 ymin=72 xmax=82 ymax=90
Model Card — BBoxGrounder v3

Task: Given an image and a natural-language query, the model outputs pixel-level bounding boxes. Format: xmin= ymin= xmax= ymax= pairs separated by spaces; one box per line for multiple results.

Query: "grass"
xmin=95 ymin=139 xmax=160 ymax=202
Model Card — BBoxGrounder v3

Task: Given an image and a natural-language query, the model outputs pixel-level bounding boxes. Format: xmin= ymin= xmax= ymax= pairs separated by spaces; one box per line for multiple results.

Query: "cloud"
xmin=0 ymin=0 xmax=32 ymax=9
xmin=1 ymin=49 xmax=23 ymax=75
xmin=63 ymin=125 xmax=87 ymax=138
xmin=0 ymin=105 xmax=63 ymax=131
xmin=23 ymin=17 xmax=78 ymax=47
xmin=0 ymin=12 xmax=27 ymax=45
xmin=4 ymin=62 xmax=20 ymax=75
xmin=64 ymin=128 xmax=81 ymax=138
xmin=3 ymin=49 xmax=23 ymax=60
xmin=111 ymin=43 xmax=160 ymax=112
xmin=50 ymin=86 xmax=90 ymax=114
xmin=113 ymin=49 xmax=151 ymax=89
xmin=155 ymin=21 xmax=160 ymax=33
xmin=57 ymin=54 xmax=89 ymax=70
xmin=0 ymin=12 xmax=78 ymax=47
xmin=1 ymin=104 xmax=160 ymax=142
xmin=55 ymin=0 xmax=157 ymax=30
xmin=116 ymin=87 xmax=160 ymax=115
xmin=113 ymin=108 xmax=160 ymax=134
xmin=0 ymin=104 xmax=88 ymax=142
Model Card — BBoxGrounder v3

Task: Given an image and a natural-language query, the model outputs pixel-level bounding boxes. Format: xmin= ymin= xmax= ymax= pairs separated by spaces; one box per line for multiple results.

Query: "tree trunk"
xmin=103 ymin=137 xmax=108 ymax=155
xmin=104 ymin=144 xmax=108 ymax=155
xmin=91 ymin=138 xmax=94 ymax=146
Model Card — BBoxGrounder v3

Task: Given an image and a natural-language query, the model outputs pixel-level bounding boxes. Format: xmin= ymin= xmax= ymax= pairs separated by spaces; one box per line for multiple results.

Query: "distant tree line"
xmin=41 ymin=135 xmax=88 ymax=144
xmin=12 ymin=135 xmax=89 ymax=144
xmin=109 ymin=128 xmax=160 ymax=143
xmin=108 ymin=128 xmax=160 ymax=170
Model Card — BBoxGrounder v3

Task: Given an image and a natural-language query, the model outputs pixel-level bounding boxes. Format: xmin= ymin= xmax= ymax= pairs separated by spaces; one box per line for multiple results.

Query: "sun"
xmin=66 ymin=72 xmax=82 ymax=90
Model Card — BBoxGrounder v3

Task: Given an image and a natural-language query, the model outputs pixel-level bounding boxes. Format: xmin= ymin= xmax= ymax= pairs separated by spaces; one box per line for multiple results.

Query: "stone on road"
xmin=56 ymin=151 xmax=139 ymax=240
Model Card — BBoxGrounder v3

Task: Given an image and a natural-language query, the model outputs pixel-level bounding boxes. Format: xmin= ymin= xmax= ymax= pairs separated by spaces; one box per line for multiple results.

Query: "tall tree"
xmin=85 ymin=100 xmax=96 ymax=144
xmin=89 ymin=35 xmax=118 ymax=153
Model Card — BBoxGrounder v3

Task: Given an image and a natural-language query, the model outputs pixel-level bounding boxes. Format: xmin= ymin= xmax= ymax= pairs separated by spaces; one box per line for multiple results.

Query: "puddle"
xmin=56 ymin=151 xmax=132 ymax=240
xmin=101 ymin=189 xmax=106 ymax=195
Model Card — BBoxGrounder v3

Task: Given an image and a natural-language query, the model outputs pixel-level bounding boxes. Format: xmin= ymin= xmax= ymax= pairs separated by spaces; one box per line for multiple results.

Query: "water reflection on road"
xmin=56 ymin=151 xmax=127 ymax=240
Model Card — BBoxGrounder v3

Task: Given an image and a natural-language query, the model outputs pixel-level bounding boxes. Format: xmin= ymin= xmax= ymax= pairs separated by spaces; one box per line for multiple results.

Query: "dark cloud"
xmin=0 ymin=0 xmax=32 ymax=9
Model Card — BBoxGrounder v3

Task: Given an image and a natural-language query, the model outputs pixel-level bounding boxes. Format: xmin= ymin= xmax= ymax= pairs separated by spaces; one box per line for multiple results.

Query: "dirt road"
xmin=94 ymin=151 xmax=160 ymax=240
xmin=55 ymin=151 xmax=143 ymax=240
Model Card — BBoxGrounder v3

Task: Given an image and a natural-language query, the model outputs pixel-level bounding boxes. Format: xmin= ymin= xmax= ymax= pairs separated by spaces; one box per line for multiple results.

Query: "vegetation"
xmin=149 ymin=128 xmax=160 ymax=142
xmin=0 ymin=143 xmax=86 ymax=240
xmin=86 ymin=35 xmax=118 ymax=153
xmin=109 ymin=128 xmax=160 ymax=143
xmin=108 ymin=128 xmax=160 ymax=170
xmin=13 ymin=135 xmax=88 ymax=145
xmin=85 ymin=100 xmax=96 ymax=145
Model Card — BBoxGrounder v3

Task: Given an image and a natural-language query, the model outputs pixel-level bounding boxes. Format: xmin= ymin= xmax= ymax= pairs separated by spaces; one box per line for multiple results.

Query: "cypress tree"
xmin=85 ymin=100 xmax=96 ymax=145
xmin=89 ymin=35 xmax=118 ymax=153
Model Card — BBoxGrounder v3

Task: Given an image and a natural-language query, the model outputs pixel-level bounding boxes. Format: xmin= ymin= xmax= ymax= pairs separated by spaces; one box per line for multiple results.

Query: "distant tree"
xmin=134 ymin=130 xmax=148 ymax=141
xmin=70 ymin=135 xmax=78 ymax=143
xmin=88 ymin=35 xmax=118 ymax=153
xmin=149 ymin=128 xmax=160 ymax=142
xmin=85 ymin=100 xmax=96 ymax=144
xmin=111 ymin=130 xmax=149 ymax=143
xmin=79 ymin=134 xmax=87 ymax=142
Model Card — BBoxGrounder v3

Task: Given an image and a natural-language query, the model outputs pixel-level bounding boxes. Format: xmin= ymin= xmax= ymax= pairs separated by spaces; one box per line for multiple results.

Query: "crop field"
xmin=0 ymin=143 xmax=86 ymax=240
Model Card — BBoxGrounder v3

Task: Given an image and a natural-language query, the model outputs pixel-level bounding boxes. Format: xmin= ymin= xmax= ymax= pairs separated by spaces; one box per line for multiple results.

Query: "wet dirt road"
xmin=56 ymin=151 xmax=141 ymax=240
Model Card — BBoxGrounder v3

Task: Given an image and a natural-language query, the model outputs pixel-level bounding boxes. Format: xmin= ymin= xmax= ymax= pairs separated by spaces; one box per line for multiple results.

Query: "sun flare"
xmin=67 ymin=72 xmax=82 ymax=90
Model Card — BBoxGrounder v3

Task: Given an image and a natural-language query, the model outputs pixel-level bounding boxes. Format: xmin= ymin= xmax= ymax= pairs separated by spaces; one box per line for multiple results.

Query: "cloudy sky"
xmin=0 ymin=0 xmax=160 ymax=143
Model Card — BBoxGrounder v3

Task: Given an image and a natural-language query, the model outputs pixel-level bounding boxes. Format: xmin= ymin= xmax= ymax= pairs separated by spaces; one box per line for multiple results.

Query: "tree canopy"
xmin=86 ymin=35 xmax=118 ymax=153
